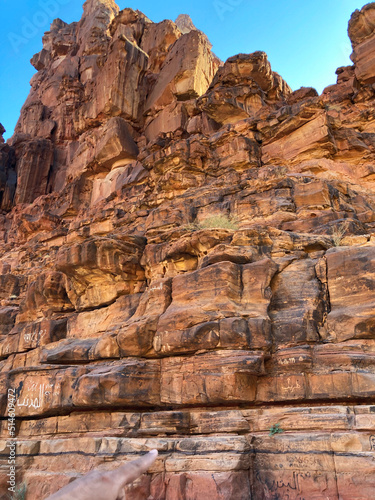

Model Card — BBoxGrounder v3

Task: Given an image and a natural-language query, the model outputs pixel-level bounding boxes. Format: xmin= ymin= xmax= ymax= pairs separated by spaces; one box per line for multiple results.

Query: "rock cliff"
xmin=1 ymin=1 xmax=375 ymax=498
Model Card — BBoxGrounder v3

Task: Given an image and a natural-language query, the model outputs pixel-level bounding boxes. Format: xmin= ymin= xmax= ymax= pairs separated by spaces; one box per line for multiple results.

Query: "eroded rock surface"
xmin=1 ymin=1 xmax=375 ymax=499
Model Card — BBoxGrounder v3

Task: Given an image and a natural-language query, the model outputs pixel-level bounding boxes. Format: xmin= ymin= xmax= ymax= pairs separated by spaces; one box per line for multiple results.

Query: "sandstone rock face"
xmin=13 ymin=138 xmax=54 ymax=205
xmin=199 ymin=51 xmax=291 ymax=125
xmin=0 ymin=125 xmax=16 ymax=211
xmin=1 ymin=2 xmax=375 ymax=499
xmin=349 ymin=2 xmax=375 ymax=84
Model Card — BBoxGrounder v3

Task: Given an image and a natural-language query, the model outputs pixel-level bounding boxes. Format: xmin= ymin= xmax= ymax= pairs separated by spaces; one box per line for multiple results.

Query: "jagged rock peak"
xmin=175 ymin=13 xmax=213 ymax=49
xmin=0 ymin=123 xmax=5 ymax=144
xmin=348 ymin=2 xmax=375 ymax=85
xmin=348 ymin=1 xmax=375 ymax=46
xmin=108 ymin=7 xmax=152 ymax=38
xmin=82 ymin=0 xmax=119 ymax=18
xmin=50 ymin=18 xmax=68 ymax=31
xmin=175 ymin=14 xmax=197 ymax=34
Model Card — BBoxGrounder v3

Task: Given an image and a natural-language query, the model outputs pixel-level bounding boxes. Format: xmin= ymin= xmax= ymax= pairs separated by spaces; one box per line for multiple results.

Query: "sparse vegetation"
xmin=269 ymin=423 xmax=284 ymax=436
xmin=8 ymin=483 xmax=27 ymax=500
xmin=324 ymin=103 xmax=342 ymax=112
xmin=185 ymin=214 xmax=239 ymax=231
xmin=331 ymin=221 xmax=350 ymax=246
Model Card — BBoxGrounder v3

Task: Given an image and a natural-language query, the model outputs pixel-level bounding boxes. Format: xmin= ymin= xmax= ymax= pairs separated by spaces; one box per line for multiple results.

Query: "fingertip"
xmin=110 ymin=448 xmax=160 ymax=487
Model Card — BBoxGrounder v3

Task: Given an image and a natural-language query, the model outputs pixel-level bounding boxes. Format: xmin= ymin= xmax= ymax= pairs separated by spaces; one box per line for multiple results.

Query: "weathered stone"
xmin=88 ymin=36 xmax=149 ymax=122
xmin=13 ymin=138 xmax=54 ymax=205
xmin=145 ymin=30 xmax=218 ymax=113
xmin=262 ymin=113 xmax=336 ymax=165
xmin=349 ymin=3 xmax=375 ymax=84
xmin=161 ymin=350 xmax=264 ymax=405
xmin=73 ymin=359 xmax=161 ymax=409
xmin=56 ymin=236 xmax=146 ymax=310
xmin=0 ymin=307 xmax=17 ymax=336
xmin=269 ymin=258 xmax=324 ymax=346
xmin=199 ymin=51 xmax=291 ymax=124
xmin=287 ymin=86 xmax=319 ymax=105
xmin=90 ymin=117 xmax=139 ymax=170
xmin=325 ymin=246 xmax=375 ymax=342
xmin=141 ymin=20 xmax=181 ymax=73
xmin=0 ymin=318 xmax=67 ymax=358
xmin=17 ymin=272 xmax=73 ymax=323
xmin=2 ymin=2 xmax=375 ymax=498
xmin=145 ymin=102 xmax=189 ymax=142
xmin=67 ymin=293 xmax=141 ymax=339
xmin=0 ymin=138 xmax=17 ymax=211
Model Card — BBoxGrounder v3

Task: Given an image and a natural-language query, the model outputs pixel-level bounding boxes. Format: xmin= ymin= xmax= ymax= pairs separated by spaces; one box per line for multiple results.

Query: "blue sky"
xmin=0 ymin=0 xmax=366 ymax=140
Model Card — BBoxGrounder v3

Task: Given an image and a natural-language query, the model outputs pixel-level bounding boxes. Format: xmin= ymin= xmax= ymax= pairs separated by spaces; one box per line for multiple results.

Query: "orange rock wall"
xmin=1 ymin=1 xmax=375 ymax=498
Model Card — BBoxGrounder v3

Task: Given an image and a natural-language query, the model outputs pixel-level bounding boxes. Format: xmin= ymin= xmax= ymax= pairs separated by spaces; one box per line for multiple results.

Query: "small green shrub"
xmin=185 ymin=214 xmax=239 ymax=231
xmin=324 ymin=104 xmax=342 ymax=112
xmin=8 ymin=483 xmax=27 ymax=500
xmin=269 ymin=423 xmax=284 ymax=436
xmin=331 ymin=221 xmax=349 ymax=246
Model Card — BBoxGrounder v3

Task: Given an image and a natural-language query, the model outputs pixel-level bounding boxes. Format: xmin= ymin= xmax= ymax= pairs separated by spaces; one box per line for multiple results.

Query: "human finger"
xmin=109 ymin=449 xmax=158 ymax=487
xmin=116 ymin=490 xmax=126 ymax=500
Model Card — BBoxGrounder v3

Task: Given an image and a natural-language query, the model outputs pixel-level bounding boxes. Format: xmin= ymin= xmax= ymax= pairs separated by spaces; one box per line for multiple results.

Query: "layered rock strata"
xmin=1 ymin=1 xmax=375 ymax=499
